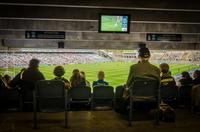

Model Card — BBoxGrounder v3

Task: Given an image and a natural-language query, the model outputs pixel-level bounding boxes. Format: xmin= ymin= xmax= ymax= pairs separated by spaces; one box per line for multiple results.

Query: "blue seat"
xmin=92 ymin=86 xmax=114 ymax=109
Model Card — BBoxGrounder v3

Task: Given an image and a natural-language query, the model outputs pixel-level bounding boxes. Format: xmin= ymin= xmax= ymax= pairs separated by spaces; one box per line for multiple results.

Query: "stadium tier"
xmin=0 ymin=51 xmax=112 ymax=68
xmin=106 ymin=50 xmax=200 ymax=64
xmin=0 ymin=49 xmax=200 ymax=88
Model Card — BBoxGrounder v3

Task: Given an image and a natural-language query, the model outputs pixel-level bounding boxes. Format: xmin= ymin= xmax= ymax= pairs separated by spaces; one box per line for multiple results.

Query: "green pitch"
xmin=0 ymin=62 xmax=199 ymax=88
xmin=101 ymin=16 xmax=122 ymax=31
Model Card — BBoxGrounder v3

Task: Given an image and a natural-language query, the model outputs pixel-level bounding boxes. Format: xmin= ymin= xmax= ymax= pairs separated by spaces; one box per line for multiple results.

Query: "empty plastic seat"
xmin=179 ymin=85 xmax=192 ymax=107
xmin=92 ymin=86 xmax=114 ymax=109
xmin=0 ymin=78 xmax=20 ymax=111
xmin=160 ymin=85 xmax=178 ymax=106
xmin=69 ymin=86 xmax=92 ymax=109
xmin=33 ymin=80 xmax=68 ymax=128
xmin=128 ymin=78 xmax=160 ymax=126
xmin=114 ymin=85 xmax=124 ymax=109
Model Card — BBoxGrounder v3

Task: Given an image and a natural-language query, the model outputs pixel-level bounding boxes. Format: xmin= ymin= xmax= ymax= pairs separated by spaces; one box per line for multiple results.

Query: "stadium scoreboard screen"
xmin=146 ymin=34 xmax=182 ymax=42
xmin=99 ymin=14 xmax=130 ymax=33
xmin=25 ymin=31 xmax=65 ymax=39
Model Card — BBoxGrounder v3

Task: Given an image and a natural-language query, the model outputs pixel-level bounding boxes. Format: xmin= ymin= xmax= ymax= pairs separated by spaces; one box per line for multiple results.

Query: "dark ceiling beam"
xmin=0 ymin=0 xmax=200 ymax=11
xmin=2 ymin=39 xmax=198 ymax=50
xmin=1 ymin=5 xmax=200 ymax=23
xmin=1 ymin=19 xmax=200 ymax=34
xmin=0 ymin=31 xmax=199 ymax=43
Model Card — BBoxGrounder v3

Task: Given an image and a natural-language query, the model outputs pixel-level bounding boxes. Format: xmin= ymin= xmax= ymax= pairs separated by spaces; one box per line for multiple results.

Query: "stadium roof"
xmin=0 ymin=0 xmax=200 ymax=50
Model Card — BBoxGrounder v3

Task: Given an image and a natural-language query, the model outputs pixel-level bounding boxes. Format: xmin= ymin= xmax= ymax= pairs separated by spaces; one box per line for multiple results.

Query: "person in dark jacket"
xmin=193 ymin=70 xmax=200 ymax=85
xmin=21 ymin=58 xmax=45 ymax=90
xmin=179 ymin=71 xmax=193 ymax=86
xmin=160 ymin=63 xmax=176 ymax=87
xmin=53 ymin=65 xmax=70 ymax=89
xmin=8 ymin=68 xmax=26 ymax=88
xmin=80 ymin=71 xmax=90 ymax=87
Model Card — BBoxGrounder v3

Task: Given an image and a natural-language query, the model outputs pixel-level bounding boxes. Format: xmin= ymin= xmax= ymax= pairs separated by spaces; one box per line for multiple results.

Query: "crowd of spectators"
xmin=108 ymin=50 xmax=200 ymax=63
xmin=0 ymin=52 xmax=111 ymax=68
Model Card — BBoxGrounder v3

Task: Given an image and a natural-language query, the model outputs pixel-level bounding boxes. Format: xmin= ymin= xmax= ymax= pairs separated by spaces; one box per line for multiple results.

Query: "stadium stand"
xmin=0 ymin=52 xmax=111 ymax=68
xmin=104 ymin=50 xmax=200 ymax=64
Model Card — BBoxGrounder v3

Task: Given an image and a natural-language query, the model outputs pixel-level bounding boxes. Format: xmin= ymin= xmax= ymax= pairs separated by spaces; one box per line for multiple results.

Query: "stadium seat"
xmin=0 ymin=78 xmax=21 ymax=111
xmin=128 ymin=78 xmax=160 ymax=126
xmin=69 ymin=86 xmax=92 ymax=110
xmin=20 ymin=82 xmax=34 ymax=111
xmin=33 ymin=80 xmax=68 ymax=129
xmin=92 ymin=86 xmax=114 ymax=110
xmin=160 ymin=86 xmax=178 ymax=107
xmin=179 ymin=85 xmax=192 ymax=108
xmin=114 ymin=85 xmax=124 ymax=109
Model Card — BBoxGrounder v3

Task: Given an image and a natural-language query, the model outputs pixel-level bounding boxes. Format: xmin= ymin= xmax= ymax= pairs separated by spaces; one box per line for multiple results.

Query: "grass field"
xmin=101 ymin=16 xmax=122 ymax=31
xmin=0 ymin=62 xmax=200 ymax=88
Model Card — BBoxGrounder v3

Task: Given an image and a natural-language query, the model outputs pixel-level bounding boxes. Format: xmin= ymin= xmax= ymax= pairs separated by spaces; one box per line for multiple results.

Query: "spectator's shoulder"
xmin=152 ymin=64 xmax=160 ymax=71
xmin=93 ymin=80 xmax=97 ymax=85
xmin=130 ymin=63 xmax=137 ymax=69
xmin=105 ymin=81 xmax=109 ymax=85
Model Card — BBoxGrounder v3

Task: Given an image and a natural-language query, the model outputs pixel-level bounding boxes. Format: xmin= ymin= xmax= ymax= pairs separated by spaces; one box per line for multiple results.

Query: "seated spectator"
xmin=193 ymin=70 xmax=200 ymax=85
xmin=0 ymin=74 xmax=12 ymax=89
xmin=80 ymin=71 xmax=90 ymax=87
xmin=53 ymin=66 xmax=70 ymax=89
xmin=179 ymin=71 xmax=193 ymax=86
xmin=70 ymin=69 xmax=86 ymax=88
xmin=160 ymin=63 xmax=176 ymax=87
xmin=21 ymin=58 xmax=45 ymax=90
xmin=115 ymin=45 xmax=160 ymax=114
xmin=8 ymin=68 xmax=26 ymax=88
xmin=124 ymin=45 xmax=160 ymax=99
xmin=93 ymin=71 xmax=109 ymax=87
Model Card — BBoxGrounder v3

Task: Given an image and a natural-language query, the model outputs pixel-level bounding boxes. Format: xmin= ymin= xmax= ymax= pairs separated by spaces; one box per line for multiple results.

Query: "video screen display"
xmin=99 ymin=14 xmax=130 ymax=33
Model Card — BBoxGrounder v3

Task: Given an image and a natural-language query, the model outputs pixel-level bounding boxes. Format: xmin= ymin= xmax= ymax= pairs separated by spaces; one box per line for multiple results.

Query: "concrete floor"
xmin=0 ymin=109 xmax=200 ymax=132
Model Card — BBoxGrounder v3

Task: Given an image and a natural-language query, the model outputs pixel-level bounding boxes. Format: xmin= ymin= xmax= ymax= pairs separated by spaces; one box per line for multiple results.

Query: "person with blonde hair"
xmin=93 ymin=71 xmax=109 ymax=87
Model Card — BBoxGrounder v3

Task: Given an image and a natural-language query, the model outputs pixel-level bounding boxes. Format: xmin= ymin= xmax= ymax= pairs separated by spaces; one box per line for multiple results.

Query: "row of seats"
xmin=0 ymin=80 xmax=190 ymax=111
xmin=33 ymin=79 xmax=192 ymax=127
xmin=32 ymin=79 xmax=160 ymax=128
xmin=0 ymin=79 xmax=191 ymax=128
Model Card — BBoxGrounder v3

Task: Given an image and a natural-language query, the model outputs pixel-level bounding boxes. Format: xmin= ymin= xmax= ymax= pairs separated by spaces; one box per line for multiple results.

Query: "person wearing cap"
xmin=115 ymin=45 xmax=160 ymax=114
xmin=125 ymin=45 xmax=160 ymax=91
xmin=21 ymin=58 xmax=45 ymax=90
